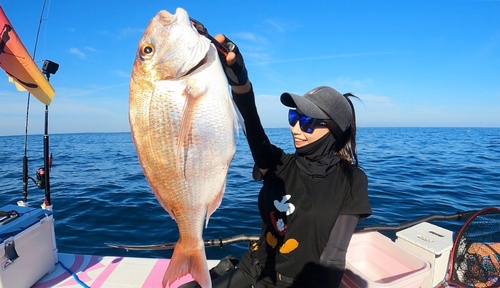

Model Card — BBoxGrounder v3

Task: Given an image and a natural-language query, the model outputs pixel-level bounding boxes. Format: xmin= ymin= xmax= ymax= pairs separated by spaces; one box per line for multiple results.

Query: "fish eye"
xmin=140 ymin=44 xmax=154 ymax=59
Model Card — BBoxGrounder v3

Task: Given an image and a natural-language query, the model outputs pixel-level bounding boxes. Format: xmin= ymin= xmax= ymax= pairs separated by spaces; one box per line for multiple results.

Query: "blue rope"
xmin=57 ymin=261 xmax=90 ymax=288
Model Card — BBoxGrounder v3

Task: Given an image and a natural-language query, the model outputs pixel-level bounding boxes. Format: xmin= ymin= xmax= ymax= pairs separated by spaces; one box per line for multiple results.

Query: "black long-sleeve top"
xmin=232 ymin=86 xmax=371 ymax=287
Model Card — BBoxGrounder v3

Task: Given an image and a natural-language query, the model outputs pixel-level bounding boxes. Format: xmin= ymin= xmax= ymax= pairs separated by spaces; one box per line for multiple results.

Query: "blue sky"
xmin=0 ymin=0 xmax=499 ymax=136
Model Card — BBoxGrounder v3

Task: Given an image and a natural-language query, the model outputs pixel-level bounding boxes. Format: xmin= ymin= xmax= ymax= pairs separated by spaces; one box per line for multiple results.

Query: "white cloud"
xmin=331 ymin=78 xmax=374 ymax=92
xmin=69 ymin=48 xmax=86 ymax=59
xmin=119 ymin=28 xmax=145 ymax=38
xmin=359 ymin=93 xmax=394 ymax=108
xmin=99 ymin=28 xmax=145 ymax=40
xmin=112 ymin=70 xmax=131 ymax=78
xmin=261 ymin=51 xmax=402 ymax=65
xmin=231 ymin=32 xmax=269 ymax=45
xmin=265 ymin=20 xmax=285 ymax=33
xmin=84 ymin=46 xmax=100 ymax=53
xmin=58 ymin=83 xmax=128 ymax=98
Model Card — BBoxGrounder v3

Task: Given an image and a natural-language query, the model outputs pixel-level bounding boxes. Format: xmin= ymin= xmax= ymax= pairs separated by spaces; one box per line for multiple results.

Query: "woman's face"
xmin=290 ymin=122 xmax=330 ymax=148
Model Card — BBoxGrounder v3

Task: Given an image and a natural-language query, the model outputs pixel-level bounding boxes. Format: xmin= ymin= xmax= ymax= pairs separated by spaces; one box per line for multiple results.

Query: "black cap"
xmin=280 ymin=86 xmax=353 ymax=132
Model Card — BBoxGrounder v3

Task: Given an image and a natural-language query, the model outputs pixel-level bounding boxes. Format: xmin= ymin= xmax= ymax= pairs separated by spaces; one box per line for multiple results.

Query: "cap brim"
xmin=280 ymin=92 xmax=329 ymax=119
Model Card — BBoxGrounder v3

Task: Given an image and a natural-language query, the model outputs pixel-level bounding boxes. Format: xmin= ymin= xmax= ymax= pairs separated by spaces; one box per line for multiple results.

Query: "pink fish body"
xmin=129 ymin=7 xmax=237 ymax=288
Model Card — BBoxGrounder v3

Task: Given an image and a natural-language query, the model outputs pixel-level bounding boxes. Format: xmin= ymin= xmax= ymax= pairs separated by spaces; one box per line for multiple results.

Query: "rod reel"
xmin=27 ymin=153 xmax=53 ymax=191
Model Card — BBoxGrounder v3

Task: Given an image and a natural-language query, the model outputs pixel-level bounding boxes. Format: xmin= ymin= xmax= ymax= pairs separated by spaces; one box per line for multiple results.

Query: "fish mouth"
xmin=153 ymin=8 xmax=211 ymax=78
xmin=157 ymin=10 xmax=174 ymax=25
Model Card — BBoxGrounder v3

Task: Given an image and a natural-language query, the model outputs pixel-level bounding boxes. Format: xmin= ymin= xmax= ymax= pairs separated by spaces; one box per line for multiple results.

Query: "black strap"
xmin=0 ymin=210 xmax=19 ymax=218
xmin=324 ymin=119 xmax=344 ymax=142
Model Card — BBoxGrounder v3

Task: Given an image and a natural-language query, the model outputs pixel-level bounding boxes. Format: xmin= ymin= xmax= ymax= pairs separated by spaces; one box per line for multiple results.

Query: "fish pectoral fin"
xmin=153 ymin=188 xmax=177 ymax=221
xmin=205 ymin=182 xmax=225 ymax=228
xmin=231 ymin=97 xmax=246 ymax=137
xmin=176 ymin=84 xmax=207 ymax=176
xmin=164 ymin=206 xmax=177 ymax=222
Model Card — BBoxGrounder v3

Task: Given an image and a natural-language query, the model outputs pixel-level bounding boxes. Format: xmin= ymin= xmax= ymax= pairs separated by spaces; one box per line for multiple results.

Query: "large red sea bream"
xmin=129 ymin=7 xmax=238 ymax=288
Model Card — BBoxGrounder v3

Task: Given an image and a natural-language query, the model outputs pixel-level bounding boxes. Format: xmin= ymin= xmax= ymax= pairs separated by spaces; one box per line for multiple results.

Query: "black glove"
xmin=217 ymin=35 xmax=248 ymax=86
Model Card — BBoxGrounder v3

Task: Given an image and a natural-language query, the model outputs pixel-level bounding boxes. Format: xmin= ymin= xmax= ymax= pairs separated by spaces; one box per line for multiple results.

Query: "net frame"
xmin=446 ymin=207 xmax=500 ymax=288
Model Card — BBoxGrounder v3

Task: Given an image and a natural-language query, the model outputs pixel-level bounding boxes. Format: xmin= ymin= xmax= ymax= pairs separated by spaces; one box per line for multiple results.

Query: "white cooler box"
xmin=0 ymin=204 xmax=57 ymax=288
xmin=396 ymin=222 xmax=454 ymax=288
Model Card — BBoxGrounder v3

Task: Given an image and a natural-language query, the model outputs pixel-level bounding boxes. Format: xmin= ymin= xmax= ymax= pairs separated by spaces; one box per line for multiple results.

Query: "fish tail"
xmin=162 ymin=239 xmax=211 ymax=288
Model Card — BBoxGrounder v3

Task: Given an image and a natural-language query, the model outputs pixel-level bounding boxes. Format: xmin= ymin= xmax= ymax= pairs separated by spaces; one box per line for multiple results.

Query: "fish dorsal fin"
xmin=176 ymin=83 xmax=207 ymax=177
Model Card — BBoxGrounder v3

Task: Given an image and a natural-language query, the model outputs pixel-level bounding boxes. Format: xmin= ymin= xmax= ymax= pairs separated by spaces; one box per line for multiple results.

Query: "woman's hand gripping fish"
xmin=129 ymin=7 xmax=239 ymax=288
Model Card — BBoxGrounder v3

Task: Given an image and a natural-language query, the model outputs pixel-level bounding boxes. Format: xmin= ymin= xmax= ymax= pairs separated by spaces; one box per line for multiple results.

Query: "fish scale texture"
xmin=129 ymin=7 xmax=237 ymax=288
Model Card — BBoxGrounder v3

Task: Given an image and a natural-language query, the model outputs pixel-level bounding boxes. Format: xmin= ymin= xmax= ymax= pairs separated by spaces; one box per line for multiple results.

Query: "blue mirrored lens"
xmin=299 ymin=115 xmax=314 ymax=133
xmin=288 ymin=110 xmax=299 ymax=126
xmin=288 ymin=109 xmax=326 ymax=133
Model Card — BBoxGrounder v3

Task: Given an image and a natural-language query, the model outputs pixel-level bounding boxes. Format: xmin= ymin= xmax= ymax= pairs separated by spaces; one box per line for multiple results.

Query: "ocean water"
xmin=0 ymin=128 xmax=499 ymax=260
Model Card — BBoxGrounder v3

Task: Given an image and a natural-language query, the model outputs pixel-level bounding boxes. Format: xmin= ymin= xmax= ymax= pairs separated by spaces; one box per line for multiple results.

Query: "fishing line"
xmin=40 ymin=0 xmax=52 ymax=58
xmin=32 ymin=0 xmax=48 ymax=60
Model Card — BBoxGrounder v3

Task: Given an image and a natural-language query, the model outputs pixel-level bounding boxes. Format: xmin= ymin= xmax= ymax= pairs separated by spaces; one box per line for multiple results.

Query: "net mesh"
xmin=449 ymin=208 xmax=500 ymax=288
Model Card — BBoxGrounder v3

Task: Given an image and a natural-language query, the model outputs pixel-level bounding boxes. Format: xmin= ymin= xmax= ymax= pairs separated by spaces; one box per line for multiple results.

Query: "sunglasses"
xmin=288 ymin=109 xmax=328 ymax=133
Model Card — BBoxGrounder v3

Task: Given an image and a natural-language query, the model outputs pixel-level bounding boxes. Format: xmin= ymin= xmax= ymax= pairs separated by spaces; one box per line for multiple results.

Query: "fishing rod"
xmin=20 ymin=0 xmax=58 ymax=209
xmin=41 ymin=60 xmax=58 ymax=208
xmin=107 ymin=234 xmax=260 ymax=251
xmin=21 ymin=0 xmax=47 ymax=204
xmin=354 ymin=210 xmax=479 ymax=233
xmin=106 ymin=210 xmax=479 ymax=251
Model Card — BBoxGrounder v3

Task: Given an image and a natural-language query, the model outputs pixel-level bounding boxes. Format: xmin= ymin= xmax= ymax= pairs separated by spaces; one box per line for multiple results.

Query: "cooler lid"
xmin=396 ymin=221 xmax=454 ymax=254
xmin=0 ymin=204 xmax=53 ymax=243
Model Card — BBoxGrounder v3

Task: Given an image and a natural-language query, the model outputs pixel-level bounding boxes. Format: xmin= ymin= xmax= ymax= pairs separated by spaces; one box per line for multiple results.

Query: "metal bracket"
xmin=3 ymin=239 xmax=19 ymax=270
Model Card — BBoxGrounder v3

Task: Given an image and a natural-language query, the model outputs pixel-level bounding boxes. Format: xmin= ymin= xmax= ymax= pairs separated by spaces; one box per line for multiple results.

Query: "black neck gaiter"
xmin=294 ymin=132 xmax=340 ymax=178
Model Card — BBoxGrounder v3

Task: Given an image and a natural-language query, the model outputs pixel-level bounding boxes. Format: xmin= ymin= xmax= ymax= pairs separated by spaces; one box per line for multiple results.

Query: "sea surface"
xmin=0 ymin=128 xmax=499 ymax=260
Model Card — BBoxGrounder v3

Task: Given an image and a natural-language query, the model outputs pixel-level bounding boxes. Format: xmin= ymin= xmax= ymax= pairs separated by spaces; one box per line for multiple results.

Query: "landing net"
xmin=447 ymin=207 xmax=500 ymax=288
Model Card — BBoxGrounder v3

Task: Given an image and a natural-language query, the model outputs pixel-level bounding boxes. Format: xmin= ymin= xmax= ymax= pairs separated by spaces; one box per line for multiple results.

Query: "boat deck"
xmin=32 ymin=250 xmax=432 ymax=288
xmin=33 ymin=253 xmax=218 ymax=288
xmin=31 ymin=254 xmax=384 ymax=288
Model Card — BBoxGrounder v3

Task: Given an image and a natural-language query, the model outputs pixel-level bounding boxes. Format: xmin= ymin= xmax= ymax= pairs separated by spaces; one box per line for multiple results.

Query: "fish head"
xmin=131 ymin=7 xmax=210 ymax=84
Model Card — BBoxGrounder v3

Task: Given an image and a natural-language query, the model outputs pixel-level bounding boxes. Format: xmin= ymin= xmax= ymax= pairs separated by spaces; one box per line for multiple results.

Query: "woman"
xmin=181 ymin=35 xmax=371 ymax=288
